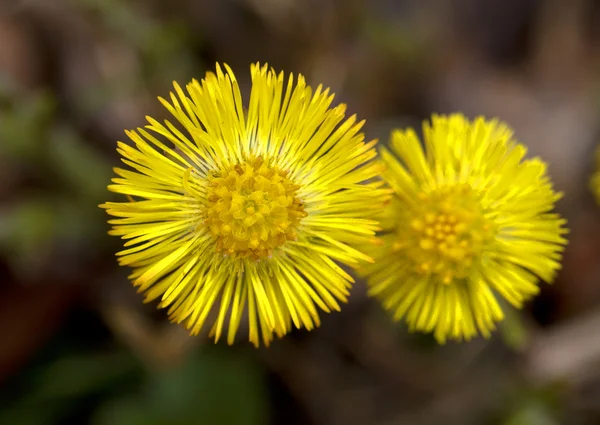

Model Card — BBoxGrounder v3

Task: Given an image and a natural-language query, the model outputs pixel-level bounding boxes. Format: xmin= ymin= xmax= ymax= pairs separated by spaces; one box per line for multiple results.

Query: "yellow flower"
xmin=591 ymin=147 xmax=600 ymax=202
xmin=100 ymin=63 xmax=389 ymax=347
xmin=364 ymin=114 xmax=568 ymax=344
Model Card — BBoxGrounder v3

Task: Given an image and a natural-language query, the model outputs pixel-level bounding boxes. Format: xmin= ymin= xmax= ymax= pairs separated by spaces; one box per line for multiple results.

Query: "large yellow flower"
xmin=100 ymin=63 xmax=389 ymax=347
xmin=364 ymin=114 xmax=568 ymax=344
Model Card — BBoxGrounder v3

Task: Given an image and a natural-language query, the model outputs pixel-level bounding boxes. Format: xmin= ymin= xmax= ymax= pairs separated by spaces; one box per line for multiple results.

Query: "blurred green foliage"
xmin=0 ymin=0 xmax=199 ymax=280
xmin=92 ymin=347 xmax=267 ymax=425
xmin=501 ymin=383 xmax=566 ymax=425
xmin=0 ymin=84 xmax=111 ymax=278
xmin=78 ymin=0 xmax=197 ymax=102
xmin=0 ymin=312 xmax=268 ymax=425
xmin=499 ymin=305 xmax=529 ymax=352
xmin=0 ymin=87 xmax=55 ymax=160
xmin=92 ymin=348 xmax=267 ymax=425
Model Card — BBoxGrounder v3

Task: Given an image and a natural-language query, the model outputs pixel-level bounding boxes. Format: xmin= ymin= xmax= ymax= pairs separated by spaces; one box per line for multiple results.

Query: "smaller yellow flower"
xmin=364 ymin=114 xmax=568 ymax=344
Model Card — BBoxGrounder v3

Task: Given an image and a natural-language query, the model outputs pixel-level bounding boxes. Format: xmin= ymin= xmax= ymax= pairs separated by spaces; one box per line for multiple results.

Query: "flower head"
xmin=364 ymin=114 xmax=568 ymax=343
xmin=101 ymin=63 xmax=389 ymax=347
xmin=591 ymin=147 xmax=600 ymax=204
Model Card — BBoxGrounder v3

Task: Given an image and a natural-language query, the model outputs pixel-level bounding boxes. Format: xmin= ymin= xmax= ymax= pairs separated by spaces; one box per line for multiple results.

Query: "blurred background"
xmin=1 ymin=0 xmax=600 ymax=424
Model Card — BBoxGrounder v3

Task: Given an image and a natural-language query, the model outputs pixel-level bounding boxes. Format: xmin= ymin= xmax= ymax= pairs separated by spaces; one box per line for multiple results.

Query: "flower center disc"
xmin=204 ymin=156 xmax=307 ymax=260
xmin=398 ymin=183 xmax=495 ymax=284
